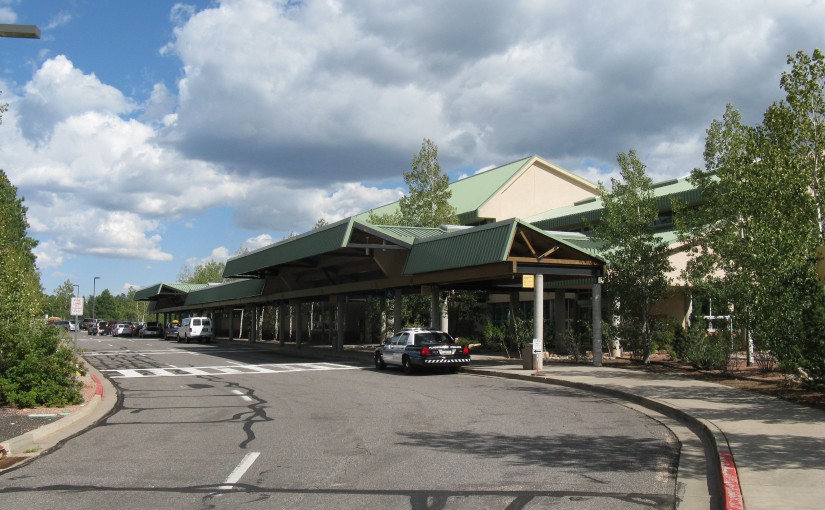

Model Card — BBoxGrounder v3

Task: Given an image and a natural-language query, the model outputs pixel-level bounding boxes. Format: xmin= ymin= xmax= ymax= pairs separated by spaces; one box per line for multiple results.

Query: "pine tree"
xmin=368 ymin=138 xmax=457 ymax=227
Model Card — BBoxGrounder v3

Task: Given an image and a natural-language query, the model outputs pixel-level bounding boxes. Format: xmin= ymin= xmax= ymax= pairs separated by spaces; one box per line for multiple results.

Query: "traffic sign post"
xmin=532 ymin=338 xmax=543 ymax=376
xmin=71 ymin=297 xmax=84 ymax=350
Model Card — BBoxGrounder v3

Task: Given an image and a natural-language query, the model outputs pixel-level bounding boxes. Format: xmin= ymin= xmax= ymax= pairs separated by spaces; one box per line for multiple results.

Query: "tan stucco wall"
xmin=651 ymin=287 xmax=690 ymax=328
xmin=478 ymin=161 xmax=597 ymax=221
xmin=666 ymin=248 xmax=690 ymax=285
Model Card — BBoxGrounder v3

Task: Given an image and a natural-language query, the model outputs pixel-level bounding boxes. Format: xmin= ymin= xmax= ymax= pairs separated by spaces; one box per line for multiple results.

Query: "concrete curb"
xmin=0 ymin=359 xmax=116 ymax=461
xmin=463 ymin=366 xmax=743 ymax=510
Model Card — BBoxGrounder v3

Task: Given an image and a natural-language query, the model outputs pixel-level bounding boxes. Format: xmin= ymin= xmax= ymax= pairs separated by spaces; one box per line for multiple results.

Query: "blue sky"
xmin=0 ymin=0 xmax=823 ymax=301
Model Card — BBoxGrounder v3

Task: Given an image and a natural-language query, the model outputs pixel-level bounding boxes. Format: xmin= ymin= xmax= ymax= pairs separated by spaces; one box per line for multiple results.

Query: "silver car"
xmin=374 ymin=328 xmax=470 ymax=374
xmin=112 ymin=323 xmax=132 ymax=337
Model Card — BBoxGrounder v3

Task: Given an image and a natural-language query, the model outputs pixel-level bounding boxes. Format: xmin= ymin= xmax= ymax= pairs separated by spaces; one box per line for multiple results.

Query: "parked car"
xmin=112 ymin=323 xmax=133 ymax=337
xmin=164 ymin=323 xmax=180 ymax=340
xmin=87 ymin=320 xmax=105 ymax=335
xmin=79 ymin=318 xmax=95 ymax=331
xmin=98 ymin=321 xmax=114 ymax=335
xmin=374 ymin=328 xmax=470 ymax=374
xmin=140 ymin=322 xmax=163 ymax=338
xmin=177 ymin=317 xmax=213 ymax=343
xmin=51 ymin=320 xmax=76 ymax=332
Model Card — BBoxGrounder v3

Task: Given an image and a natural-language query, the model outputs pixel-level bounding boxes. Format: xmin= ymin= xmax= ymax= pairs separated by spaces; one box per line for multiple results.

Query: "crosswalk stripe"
xmin=100 ymin=362 xmax=360 ymax=378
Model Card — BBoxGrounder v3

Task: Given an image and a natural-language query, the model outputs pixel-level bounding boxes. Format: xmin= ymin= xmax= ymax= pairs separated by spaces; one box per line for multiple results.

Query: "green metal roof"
xmin=356 ymin=156 xmax=535 ymax=225
xmin=358 ymin=224 xmax=446 ymax=247
xmin=455 ymin=156 xmax=599 ymax=224
xmin=543 ymin=231 xmax=606 ymax=259
xmin=403 ymin=219 xmax=604 ymax=274
xmin=222 ymin=219 xmax=445 ymax=278
xmin=184 ymin=279 xmax=265 ymax=306
xmin=224 ymin=217 xmax=355 ymax=277
xmin=451 ymin=157 xmax=533 ymax=222
xmin=357 ymin=155 xmax=604 ymax=226
xmin=134 ymin=282 xmax=212 ymax=301
xmin=655 ymin=228 xmax=680 ymax=247
xmin=527 ymin=176 xmax=701 ymax=230
xmin=404 ymin=221 xmax=516 ymax=274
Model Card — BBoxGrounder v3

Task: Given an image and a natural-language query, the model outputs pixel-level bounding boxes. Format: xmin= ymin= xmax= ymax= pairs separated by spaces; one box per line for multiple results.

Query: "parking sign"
xmin=70 ymin=297 xmax=84 ymax=316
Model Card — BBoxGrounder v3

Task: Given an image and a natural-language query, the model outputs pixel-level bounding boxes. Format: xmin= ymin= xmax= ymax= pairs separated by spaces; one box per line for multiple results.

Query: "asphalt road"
xmin=0 ymin=337 xmax=680 ymax=509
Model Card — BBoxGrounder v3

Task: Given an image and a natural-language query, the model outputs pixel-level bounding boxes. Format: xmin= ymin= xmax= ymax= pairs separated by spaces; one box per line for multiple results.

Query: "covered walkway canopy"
xmin=139 ymin=216 xmax=603 ymax=308
xmin=135 ymin=216 xmax=606 ymax=363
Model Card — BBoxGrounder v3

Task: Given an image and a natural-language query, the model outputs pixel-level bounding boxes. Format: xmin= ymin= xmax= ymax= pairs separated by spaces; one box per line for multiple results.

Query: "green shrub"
xmin=482 ymin=321 xmax=508 ymax=357
xmin=510 ymin=316 xmax=533 ymax=355
xmin=794 ymin=291 xmax=825 ymax=389
xmin=0 ymin=322 xmax=84 ymax=408
xmin=680 ymin=319 xmax=731 ymax=371
xmin=652 ymin=317 xmax=681 ymax=355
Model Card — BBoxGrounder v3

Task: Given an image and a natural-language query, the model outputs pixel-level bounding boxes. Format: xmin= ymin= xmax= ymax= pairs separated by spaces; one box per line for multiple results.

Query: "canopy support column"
xmin=393 ymin=289 xmax=402 ymax=333
xmin=592 ymin=282 xmax=603 ymax=367
xmin=533 ymin=274 xmax=544 ymax=373
xmin=430 ymin=285 xmax=440 ymax=330
xmin=336 ymin=297 xmax=345 ymax=352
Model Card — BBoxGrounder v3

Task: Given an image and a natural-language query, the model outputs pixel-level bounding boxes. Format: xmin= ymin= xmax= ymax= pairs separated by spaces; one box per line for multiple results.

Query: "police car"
xmin=374 ymin=328 xmax=470 ymax=374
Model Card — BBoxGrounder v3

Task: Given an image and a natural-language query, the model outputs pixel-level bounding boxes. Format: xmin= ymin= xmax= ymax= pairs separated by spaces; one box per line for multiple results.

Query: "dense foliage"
xmin=0 ymin=168 xmax=83 ymax=407
xmin=43 ymin=282 xmax=148 ymax=323
xmin=0 ymin=322 xmax=83 ymax=407
xmin=177 ymin=260 xmax=228 ymax=284
xmin=368 ymin=138 xmax=458 ymax=227
xmin=595 ymin=150 xmax=673 ymax=364
xmin=678 ymin=49 xmax=825 ymax=387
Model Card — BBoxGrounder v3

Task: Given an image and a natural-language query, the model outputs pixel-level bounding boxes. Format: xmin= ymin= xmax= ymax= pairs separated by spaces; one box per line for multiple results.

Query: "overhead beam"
xmin=538 ymin=245 xmax=560 ymax=260
xmin=346 ymin=243 xmax=405 ymax=251
xmin=509 ymin=256 xmax=599 ymax=266
xmin=518 ymin=229 xmax=537 ymax=257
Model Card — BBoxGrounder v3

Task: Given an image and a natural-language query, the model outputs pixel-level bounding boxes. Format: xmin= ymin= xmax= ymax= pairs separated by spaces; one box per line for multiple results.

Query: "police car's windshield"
xmin=413 ymin=332 xmax=453 ymax=346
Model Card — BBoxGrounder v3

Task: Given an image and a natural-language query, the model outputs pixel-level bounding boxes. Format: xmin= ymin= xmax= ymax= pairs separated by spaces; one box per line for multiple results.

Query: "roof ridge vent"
xmin=573 ymin=197 xmax=598 ymax=206
xmin=652 ymin=178 xmax=679 ymax=188
xmin=440 ymin=224 xmax=472 ymax=231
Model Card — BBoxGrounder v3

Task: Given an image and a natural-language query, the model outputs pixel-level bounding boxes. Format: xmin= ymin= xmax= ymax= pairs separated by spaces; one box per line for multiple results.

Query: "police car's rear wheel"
xmin=402 ymin=356 xmax=414 ymax=374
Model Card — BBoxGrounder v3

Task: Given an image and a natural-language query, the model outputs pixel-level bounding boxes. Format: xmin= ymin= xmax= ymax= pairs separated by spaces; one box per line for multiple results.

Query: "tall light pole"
xmin=93 ymin=276 xmax=100 ymax=329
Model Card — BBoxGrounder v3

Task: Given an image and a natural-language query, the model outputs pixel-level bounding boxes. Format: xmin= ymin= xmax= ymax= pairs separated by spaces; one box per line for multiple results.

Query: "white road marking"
xmin=99 ymin=362 xmax=361 ymax=378
xmin=219 ymin=452 xmax=260 ymax=490
xmin=83 ymin=349 xmax=199 ymax=356
xmin=232 ymin=389 xmax=253 ymax=402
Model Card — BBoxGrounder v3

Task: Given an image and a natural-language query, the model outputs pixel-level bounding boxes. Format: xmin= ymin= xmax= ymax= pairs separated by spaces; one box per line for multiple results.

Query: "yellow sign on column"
xmin=522 ymin=275 xmax=534 ymax=289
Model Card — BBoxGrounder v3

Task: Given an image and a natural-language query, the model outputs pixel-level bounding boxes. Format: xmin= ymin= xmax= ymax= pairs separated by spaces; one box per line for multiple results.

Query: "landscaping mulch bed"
xmin=597 ymin=354 xmax=825 ymax=413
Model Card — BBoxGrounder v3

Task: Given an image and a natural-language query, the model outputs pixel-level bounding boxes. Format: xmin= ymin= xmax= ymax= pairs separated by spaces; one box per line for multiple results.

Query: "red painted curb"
xmin=91 ymin=374 xmax=103 ymax=397
xmin=720 ymin=451 xmax=744 ymax=510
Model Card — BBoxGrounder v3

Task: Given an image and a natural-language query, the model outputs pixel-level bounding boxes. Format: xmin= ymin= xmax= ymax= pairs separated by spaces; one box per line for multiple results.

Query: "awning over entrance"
xmin=136 ymin=217 xmax=604 ymax=313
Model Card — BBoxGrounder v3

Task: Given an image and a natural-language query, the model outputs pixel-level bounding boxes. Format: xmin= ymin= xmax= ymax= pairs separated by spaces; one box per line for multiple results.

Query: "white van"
xmin=177 ymin=316 xmax=213 ymax=343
